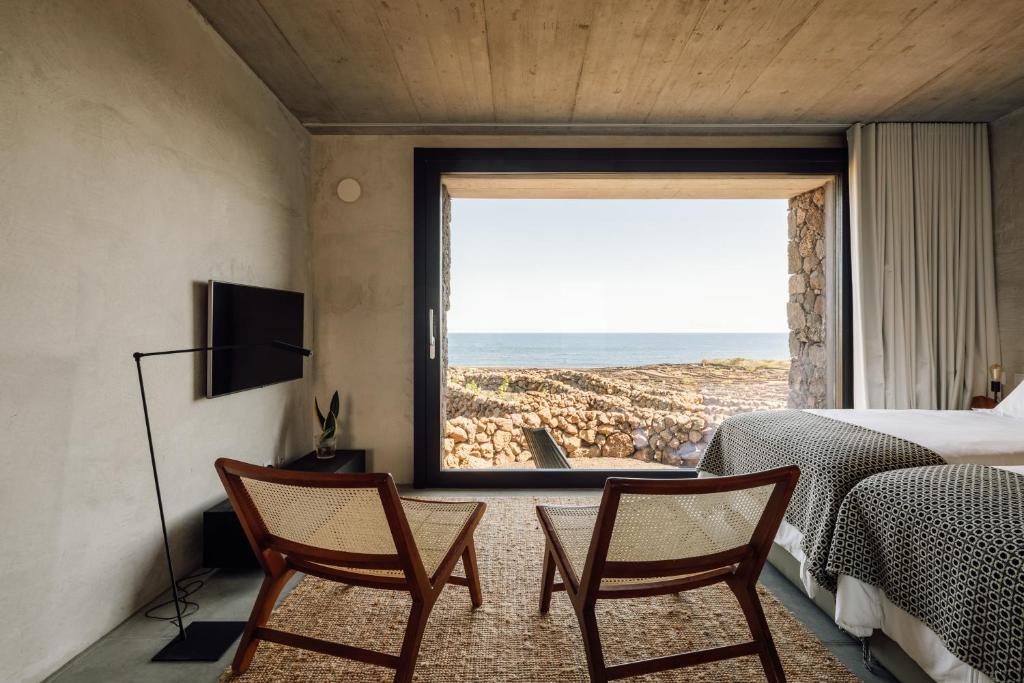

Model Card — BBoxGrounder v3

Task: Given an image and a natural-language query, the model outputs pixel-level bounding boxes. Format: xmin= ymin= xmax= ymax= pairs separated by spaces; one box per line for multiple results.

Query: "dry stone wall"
xmin=787 ymin=187 xmax=828 ymax=408
xmin=444 ymin=368 xmax=711 ymax=468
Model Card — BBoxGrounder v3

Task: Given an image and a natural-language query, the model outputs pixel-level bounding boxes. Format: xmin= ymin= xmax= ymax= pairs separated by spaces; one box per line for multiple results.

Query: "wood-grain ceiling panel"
xmin=482 ymin=0 xmax=596 ymax=122
xmin=373 ymin=0 xmax=494 ymax=122
xmin=722 ymin=0 xmax=933 ymax=122
xmin=257 ymin=0 xmax=421 ymax=121
xmin=795 ymin=0 xmax=1024 ymax=123
xmin=570 ymin=0 xmax=707 ymax=122
xmin=644 ymin=0 xmax=826 ymax=123
xmin=190 ymin=0 xmax=1024 ymax=126
xmin=190 ymin=0 xmax=343 ymax=121
xmin=882 ymin=27 xmax=1024 ymax=121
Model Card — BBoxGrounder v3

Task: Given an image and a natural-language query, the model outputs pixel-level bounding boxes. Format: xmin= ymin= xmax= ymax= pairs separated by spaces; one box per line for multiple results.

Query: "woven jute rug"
xmin=219 ymin=496 xmax=857 ymax=682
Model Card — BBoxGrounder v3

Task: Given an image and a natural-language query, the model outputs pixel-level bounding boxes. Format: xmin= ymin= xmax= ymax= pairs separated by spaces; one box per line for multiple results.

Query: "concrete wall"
xmin=310 ymin=134 xmax=841 ymax=483
xmin=0 ymin=2 xmax=311 ymax=680
xmin=992 ymin=106 xmax=1024 ymax=390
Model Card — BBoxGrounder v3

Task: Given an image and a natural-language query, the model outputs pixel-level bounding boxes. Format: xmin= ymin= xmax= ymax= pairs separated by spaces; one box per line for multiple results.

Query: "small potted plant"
xmin=314 ymin=390 xmax=340 ymax=459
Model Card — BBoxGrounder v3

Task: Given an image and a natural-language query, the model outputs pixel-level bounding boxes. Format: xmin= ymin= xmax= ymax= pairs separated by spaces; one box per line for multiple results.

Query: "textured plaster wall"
xmin=992 ymin=106 xmax=1024 ymax=390
xmin=310 ymin=134 xmax=841 ymax=483
xmin=0 ymin=2 xmax=311 ymax=679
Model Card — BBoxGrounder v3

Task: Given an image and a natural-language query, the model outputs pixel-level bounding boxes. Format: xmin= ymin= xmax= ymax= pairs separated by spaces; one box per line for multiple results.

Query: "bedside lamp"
xmin=990 ymin=363 xmax=1003 ymax=401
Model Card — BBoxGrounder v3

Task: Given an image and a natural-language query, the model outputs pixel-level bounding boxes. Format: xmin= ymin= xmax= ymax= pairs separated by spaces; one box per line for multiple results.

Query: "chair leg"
xmin=462 ymin=540 xmax=483 ymax=608
xmin=575 ymin=606 xmax=608 ymax=683
xmin=394 ymin=599 xmax=431 ymax=683
xmin=232 ymin=569 xmax=295 ymax=673
xmin=539 ymin=546 xmax=557 ymax=614
xmin=731 ymin=582 xmax=787 ymax=683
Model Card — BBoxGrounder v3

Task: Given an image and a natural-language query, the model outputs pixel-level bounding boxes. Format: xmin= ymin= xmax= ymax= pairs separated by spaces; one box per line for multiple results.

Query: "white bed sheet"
xmin=834 ymin=574 xmax=995 ymax=683
xmin=772 ymin=524 xmax=995 ymax=683
xmin=806 ymin=409 xmax=1024 ymax=465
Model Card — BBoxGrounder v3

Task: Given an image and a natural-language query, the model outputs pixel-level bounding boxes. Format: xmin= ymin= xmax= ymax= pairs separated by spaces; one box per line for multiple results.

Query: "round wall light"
xmin=336 ymin=178 xmax=362 ymax=203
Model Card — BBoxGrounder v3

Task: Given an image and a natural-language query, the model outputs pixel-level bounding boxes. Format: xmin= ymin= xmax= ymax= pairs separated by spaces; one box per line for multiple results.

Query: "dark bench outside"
xmin=523 ymin=427 xmax=572 ymax=469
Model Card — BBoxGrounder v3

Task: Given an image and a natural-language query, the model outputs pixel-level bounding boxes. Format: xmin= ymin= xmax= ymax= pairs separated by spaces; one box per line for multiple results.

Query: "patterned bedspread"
xmin=697 ymin=410 xmax=943 ymax=591
xmin=828 ymin=465 xmax=1024 ymax=683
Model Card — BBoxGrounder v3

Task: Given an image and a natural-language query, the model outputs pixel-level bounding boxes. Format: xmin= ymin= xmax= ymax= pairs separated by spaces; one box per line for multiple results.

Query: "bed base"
xmin=766 ymin=545 xmax=934 ymax=683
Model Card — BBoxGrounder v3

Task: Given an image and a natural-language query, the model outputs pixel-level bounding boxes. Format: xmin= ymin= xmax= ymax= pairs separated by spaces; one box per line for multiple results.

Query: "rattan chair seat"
xmin=539 ymin=485 xmax=773 ymax=587
xmin=311 ymin=499 xmax=481 ymax=578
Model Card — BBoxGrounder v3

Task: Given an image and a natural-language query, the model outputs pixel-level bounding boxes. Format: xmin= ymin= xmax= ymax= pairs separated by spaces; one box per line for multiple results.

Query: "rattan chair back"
xmin=216 ymin=460 xmax=424 ymax=584
xmin=583 ymin=468 xmax=800 ymax=593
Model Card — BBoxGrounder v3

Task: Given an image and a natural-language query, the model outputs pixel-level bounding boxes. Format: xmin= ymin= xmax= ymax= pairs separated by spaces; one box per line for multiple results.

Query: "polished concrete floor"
xmin=47 ymin=490 xmax=897 ymax=683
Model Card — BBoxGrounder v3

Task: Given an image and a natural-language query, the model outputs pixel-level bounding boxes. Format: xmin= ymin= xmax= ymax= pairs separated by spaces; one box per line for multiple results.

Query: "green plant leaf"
xmin=329 ymin=391 xmax=340 ymax=420
xmin=314 ymin=397 xmax=326 ymax=428
xmin=321 ymin=418 xmax=336 ymax=440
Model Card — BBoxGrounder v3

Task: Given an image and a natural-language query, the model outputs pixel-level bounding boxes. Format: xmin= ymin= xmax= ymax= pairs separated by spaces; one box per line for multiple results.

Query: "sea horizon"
xmin=448 ymin=332 xmax=789 ymax=368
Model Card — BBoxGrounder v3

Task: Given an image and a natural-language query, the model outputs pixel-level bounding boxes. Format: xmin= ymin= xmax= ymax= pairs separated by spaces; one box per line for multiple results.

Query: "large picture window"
xmin=414 ymin=148 xmax=850 ymax=488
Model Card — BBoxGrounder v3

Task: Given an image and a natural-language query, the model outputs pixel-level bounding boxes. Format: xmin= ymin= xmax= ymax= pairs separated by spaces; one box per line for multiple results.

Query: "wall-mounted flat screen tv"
xmin=207 ymin=281 xmax=304 ymax=398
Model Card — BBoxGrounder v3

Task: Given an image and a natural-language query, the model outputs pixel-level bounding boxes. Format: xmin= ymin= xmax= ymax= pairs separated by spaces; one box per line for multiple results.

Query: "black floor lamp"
xmin=134 ymin=340 xmax=311 ymax=661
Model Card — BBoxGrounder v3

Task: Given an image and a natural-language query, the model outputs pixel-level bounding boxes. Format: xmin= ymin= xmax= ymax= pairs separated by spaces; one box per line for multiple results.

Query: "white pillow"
xmin=992 ymin=381 xmax=1024 ymax=418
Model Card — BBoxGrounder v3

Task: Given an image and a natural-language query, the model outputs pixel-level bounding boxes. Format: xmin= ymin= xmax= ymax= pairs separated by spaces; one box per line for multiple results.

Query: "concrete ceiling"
xmin=191 ymin=0 xmax=1024 ymax=130
xmin=443 ymin=173 xmax=831 ymax=198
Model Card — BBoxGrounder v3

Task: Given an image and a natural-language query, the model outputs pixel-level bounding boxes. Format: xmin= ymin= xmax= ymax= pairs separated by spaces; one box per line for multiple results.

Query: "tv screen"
xmin=207 ymin=281 xmax=304 ymax=398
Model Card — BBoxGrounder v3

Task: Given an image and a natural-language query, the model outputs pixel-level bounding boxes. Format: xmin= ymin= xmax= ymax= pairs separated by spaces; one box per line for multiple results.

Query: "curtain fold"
xmin=848 ymin=122 xmax=1000 ymax=409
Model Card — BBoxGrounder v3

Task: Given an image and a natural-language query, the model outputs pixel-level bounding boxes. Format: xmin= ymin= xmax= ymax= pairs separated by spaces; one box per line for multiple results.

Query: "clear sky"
xmin=448 ymin=198 xmax=789 ymax=334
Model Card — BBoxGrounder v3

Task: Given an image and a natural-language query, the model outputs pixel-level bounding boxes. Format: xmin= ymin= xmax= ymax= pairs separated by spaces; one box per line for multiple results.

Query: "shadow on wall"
xmin=126 ymin=504 xmax=207 ymax=624
xmin=336 ymin=393 xmax=354 ymax=449
xmin=329 ymin=393 xmax=369 ymax=469
xmin=274 ymin=410 xmax=292 ymax=466
xmin=191 ymin=280 xmax=207 ymax=401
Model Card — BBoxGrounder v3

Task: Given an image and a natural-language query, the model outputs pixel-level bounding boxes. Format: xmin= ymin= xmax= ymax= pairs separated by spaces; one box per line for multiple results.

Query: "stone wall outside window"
xmin=787 ymin=186 xmax=828 ymax=408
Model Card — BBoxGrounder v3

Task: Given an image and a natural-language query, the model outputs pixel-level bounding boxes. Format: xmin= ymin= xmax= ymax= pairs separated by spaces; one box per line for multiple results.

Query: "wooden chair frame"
xmin=215 ymin=458 xmax=486 ymax=682
xmin=536 ymin=467 xmax=800 ymax=683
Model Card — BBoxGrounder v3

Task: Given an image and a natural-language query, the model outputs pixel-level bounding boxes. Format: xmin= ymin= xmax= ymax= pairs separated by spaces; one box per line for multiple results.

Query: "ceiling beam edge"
xmin=303 ymin=122 xmax=851 ymax=139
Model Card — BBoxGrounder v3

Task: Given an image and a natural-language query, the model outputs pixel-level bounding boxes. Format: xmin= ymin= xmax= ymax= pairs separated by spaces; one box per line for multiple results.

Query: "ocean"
xmin=448 ymin=333 xmax=789 ymax=368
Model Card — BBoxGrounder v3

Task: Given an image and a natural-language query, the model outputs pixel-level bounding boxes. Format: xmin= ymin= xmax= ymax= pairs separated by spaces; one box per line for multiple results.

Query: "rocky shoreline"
xmin=443 ymin=360 xmax=788 ymax=470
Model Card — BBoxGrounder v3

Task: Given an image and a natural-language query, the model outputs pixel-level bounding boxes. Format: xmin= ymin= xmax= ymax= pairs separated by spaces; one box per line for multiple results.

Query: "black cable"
xmin=144 ymin=567 xmax=216 ymax=628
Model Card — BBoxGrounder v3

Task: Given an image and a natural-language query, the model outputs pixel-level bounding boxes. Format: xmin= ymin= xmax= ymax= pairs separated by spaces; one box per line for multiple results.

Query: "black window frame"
xmin=414 ymin=146 xmax=851 ymax=488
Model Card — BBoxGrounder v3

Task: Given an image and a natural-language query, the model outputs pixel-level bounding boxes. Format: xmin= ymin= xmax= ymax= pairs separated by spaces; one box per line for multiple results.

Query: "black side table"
xmin=202 ymin=450 xmax=366 ymax=568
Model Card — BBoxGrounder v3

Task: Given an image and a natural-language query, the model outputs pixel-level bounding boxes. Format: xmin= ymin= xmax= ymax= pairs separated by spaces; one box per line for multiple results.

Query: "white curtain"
xmin=848 ymin=122 xmax=1000 ymax=409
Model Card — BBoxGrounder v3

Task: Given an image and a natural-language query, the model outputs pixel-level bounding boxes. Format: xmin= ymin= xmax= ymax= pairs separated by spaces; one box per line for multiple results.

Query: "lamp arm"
xmin=134 ymin=340 xmax=311 ymax=360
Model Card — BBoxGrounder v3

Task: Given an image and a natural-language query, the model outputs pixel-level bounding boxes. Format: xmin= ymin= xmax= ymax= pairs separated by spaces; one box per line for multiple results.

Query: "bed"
xmin=829 ymin=464 xmax=1024 ymax=683
xmin=696 ymin=399 xmax=1024 ymax=683
xmin=767 ymin=408 xmax=1024 ymax=596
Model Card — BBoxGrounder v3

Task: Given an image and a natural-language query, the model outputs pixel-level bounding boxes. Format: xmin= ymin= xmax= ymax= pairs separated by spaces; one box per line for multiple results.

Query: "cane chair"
xmin=536 ymin=466 xmax=800 ymax=683
xmin=215 ymin=458 xmax=486 ymax=683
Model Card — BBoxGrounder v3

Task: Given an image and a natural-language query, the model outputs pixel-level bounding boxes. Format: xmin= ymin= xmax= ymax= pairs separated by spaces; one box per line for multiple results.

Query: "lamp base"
xmin=152 ymin=621 xmax=247 ymax=661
